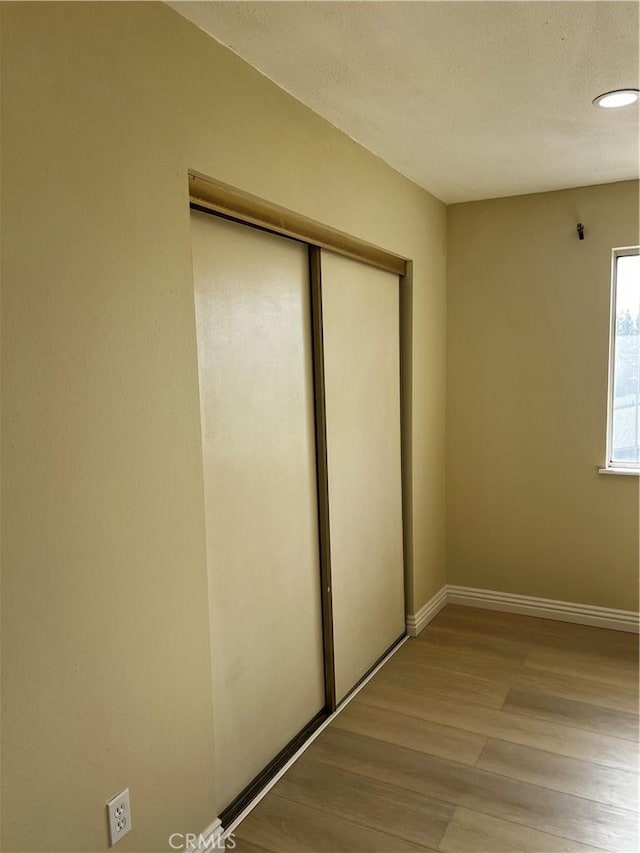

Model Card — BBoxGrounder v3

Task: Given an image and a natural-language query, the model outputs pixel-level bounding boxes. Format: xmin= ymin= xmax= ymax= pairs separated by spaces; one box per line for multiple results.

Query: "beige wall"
xmin=447 ymin=181 xmax=639 ymax=611
xmin=0 ymin=3 xmax=446 ymax=850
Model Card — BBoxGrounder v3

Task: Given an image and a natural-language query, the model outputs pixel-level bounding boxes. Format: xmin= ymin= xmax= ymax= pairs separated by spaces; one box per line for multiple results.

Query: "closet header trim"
xmin=189 ymin=173 xmax=407 ymax=277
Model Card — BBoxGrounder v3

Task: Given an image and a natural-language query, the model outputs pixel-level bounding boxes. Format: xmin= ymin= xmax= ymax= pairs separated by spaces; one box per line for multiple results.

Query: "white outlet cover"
xmin=106 ymin=788 xmax=132 ymax=846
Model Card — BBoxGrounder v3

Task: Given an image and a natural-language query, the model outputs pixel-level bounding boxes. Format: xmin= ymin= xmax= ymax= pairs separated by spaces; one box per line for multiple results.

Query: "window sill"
xmin=598 ymin=467 xmax=640 ymax=476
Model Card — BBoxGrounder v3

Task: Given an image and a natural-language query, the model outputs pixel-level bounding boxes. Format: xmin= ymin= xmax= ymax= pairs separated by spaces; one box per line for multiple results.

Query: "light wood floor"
xmin=231 ymin=605 xmax=639 ymax=853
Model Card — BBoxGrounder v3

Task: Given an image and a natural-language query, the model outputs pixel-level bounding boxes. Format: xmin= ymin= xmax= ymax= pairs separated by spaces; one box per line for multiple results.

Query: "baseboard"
xmin=446 ymin=585 xmax=639 ymax=634
xmin=406 ymin=585 xmax=448 ymax=636
xmin=406 ymin=584 xmax=639 ymax=635
xmin=186 ymin=818 xmax=224 ymax=852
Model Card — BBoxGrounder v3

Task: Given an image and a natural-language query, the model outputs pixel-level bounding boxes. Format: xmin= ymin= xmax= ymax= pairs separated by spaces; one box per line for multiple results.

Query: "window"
xmin=606 ymin=248 xmax=640 ymax=471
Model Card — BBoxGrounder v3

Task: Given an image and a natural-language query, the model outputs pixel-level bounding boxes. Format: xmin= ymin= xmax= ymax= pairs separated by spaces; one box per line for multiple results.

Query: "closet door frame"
xmin=189 ymin=171 xmax=412 ymax=825
xmin=309 ymin=245 xmax=337 ymax=712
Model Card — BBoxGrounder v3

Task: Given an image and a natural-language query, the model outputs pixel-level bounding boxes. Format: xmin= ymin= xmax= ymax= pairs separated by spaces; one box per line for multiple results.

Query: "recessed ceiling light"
xmin=593 ymin=89 xmax=639 ymax=109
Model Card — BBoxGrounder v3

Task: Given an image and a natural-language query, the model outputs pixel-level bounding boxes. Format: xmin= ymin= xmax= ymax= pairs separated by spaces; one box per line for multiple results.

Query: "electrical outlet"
xmin=106 ymin=788 xmax=132 ymax=846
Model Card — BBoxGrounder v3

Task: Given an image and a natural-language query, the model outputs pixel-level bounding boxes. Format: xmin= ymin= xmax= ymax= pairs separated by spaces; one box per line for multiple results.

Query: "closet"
xmin=189 ymin=179 xmax=407 ymax=823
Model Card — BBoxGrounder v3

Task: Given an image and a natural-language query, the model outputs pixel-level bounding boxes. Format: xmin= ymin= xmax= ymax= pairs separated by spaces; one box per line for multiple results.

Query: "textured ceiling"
xmin=169 ymin=1 xmax=640 ymax=203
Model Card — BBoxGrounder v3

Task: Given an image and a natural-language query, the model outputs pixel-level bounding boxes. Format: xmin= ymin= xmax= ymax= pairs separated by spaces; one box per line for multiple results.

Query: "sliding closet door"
xmin=190 ymin=210 xmax=325 ymax=813
xmin=321 ymin=251 xmax=405 ymax=702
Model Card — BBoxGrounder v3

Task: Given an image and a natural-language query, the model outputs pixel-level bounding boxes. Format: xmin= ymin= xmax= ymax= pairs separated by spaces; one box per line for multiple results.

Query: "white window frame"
xmin=601 ymin=246 xmax=640 ymax=475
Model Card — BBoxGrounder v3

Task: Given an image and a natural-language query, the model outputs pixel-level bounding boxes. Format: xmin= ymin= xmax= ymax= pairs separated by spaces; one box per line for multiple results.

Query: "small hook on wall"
xmin=576 ymin=223 xmax=585 ymax=240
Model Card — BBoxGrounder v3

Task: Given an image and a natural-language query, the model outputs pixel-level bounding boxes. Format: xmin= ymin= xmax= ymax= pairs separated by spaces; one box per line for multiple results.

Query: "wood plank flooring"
xmin=230 ymin=606 xmax=639 ymax=853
